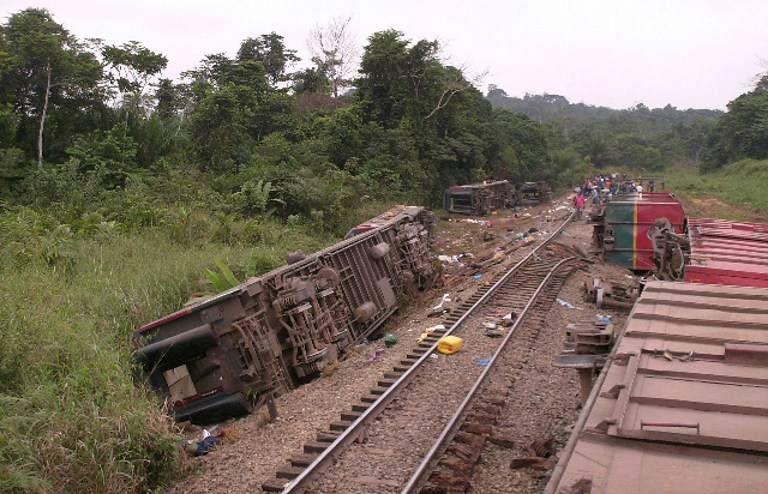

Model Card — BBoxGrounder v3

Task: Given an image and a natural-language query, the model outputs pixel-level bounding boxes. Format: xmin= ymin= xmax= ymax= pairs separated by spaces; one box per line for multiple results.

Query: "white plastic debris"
xmin=556 ymin=298 xmax=582 ymax=310
xmin=432 ymin=293 xmax=451 ymax=311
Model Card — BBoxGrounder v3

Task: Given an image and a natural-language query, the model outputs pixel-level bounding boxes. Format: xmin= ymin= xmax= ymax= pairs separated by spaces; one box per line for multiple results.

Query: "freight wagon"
xmin=443 ymin=180 xmax=516 ymax=215
xmin=593 ymin=192 xmax=686 ymax=271
xmin=632 ymin=215 xmax=768 ymax=287
xmin=679 ymin=218 xmax=768 ymax=287
xmin=516 ymin=181 xmax=552 ymax=206
xmin=134 ymin=206 xmax=437 ymax=424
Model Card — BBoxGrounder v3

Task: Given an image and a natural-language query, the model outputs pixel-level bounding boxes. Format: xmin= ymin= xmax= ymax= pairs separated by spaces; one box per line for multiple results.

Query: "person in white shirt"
xmin=636 ymin=184 xmax=644 ymax=198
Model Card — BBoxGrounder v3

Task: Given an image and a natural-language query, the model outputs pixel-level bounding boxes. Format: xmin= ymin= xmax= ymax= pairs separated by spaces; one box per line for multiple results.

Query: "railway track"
xmin=403 ymin=256 xmax=578 ymax=494
xmin=261 ymin=212 xmax=577 ymax=493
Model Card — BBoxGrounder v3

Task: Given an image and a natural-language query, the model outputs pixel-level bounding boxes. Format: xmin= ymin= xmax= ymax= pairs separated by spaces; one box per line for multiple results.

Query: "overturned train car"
xmin=647 ymin=217 xmax=768 ymax=287
xmin=592 ymin=192 xmax=686 ymax=271
xmin=443 ymin=180 xmax=516 ymax=215
xmin=134 ymin=206 xmax=437 ymax=424
xmin=516 ymin=181 xmax=553 ymax=206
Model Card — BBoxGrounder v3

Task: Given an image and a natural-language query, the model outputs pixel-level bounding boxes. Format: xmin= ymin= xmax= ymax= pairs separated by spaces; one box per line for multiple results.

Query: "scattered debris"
xmin=556 ymin=298 xmax=581 ymax=310
xmin=501 ymin=312 xmax=517 ymax=326
xmin=459 ymin=218 xmax=493 ymax=226
xmin=368 ymin=348 xmax=386 ymax=363
xmin=429 ymin=293 xmax=452 ymax=317
xmin=596 ymin=314 xmax=613 ymax=325
xmin=384 ymin=333 xmax=398 ymax=347
xmin=584 ymin=277 xmax=641 ymax=310
xmin=418 ymin=324 xmax=446 ymax=342
xmin=437 ymin=253 xmax=474 ymax=264
xmin=184 ymin=428 xmax=222 ymax=457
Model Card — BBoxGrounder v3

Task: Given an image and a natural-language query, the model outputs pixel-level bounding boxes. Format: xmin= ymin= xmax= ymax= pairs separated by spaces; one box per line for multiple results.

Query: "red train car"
xmin=684 ymin=218 xmax=768 ymax=288
xmin=595 ymin=192 xmax=686 ymax=271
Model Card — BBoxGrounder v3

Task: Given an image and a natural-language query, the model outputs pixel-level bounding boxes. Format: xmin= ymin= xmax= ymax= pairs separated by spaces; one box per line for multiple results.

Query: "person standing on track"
xmin=575 ymin=192 xmax=585 ymax=219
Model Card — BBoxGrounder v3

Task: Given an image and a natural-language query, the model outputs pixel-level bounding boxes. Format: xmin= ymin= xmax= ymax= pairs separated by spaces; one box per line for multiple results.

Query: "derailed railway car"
xmin=443 ymin=180 xmax=516 ymax=215
xmin=516 ymin=181 xmax=552 ymax=206
xmin=593 ymin=192 xmax=686 ymax=271
xmin=547 ymin=281 xmax=768 ymax=494
xmin=134 ymin=206 xmax=437 ymax=424
xmin=653 ymin=217 xmax=768 ymax=287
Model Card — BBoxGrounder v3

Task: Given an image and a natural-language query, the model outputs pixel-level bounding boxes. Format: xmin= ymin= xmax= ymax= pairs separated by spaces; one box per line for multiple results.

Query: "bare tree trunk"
xmin=175 ymin=108 xmax=186 ymax=138
xmin=38 ymin=62 xmax=51 ymax=169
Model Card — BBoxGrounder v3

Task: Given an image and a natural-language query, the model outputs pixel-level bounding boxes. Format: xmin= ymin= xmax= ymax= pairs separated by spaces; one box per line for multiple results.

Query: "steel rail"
xmin=280 ymin=211 xmax=574 ymax=494
xmin=400 ymin=255 xmax=577 ymax=494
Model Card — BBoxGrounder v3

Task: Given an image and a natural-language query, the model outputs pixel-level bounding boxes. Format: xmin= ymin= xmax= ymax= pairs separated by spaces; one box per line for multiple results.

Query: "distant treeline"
xmin=487 ymin=79 xmax=768 ymax=173
xmin=487 ymin=89 xmax=721 ymax=171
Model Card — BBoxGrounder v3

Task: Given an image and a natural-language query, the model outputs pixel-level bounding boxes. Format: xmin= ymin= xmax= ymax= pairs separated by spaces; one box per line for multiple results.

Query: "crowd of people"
xmin=573 ymin=173 xmax=657 ymax=218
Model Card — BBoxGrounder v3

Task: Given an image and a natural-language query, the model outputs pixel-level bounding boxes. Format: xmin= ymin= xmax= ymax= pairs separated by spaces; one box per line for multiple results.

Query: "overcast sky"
xmin=3 ymin=0 xmax=767 ymax=110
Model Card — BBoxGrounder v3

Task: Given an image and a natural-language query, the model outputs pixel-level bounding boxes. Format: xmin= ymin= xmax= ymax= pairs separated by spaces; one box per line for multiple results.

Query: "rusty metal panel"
xmin=548 ymin=280 xmax=768 ymax=494
xmin=685 ymin=217 xmax=768 ymax=288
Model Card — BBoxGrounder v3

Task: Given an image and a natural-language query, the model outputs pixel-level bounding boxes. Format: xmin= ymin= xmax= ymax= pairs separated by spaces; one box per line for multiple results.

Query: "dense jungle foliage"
xmin=487 ymin=89 xmax=723 ymax=170
xmin=1 ymin=7 xmax=767 ymax=494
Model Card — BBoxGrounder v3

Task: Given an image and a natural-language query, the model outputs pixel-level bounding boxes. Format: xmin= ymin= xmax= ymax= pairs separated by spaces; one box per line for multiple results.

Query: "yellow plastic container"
xmin=437 ymin=335 xmax=464 ymax=355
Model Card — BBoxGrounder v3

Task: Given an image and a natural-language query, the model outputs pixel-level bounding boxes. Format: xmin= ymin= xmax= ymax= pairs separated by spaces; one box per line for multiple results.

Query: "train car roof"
xmin=685 ymin=217 xmax=768 ymax=287
xmin=608 ymin=192 xmax=682 ymax=205
xmin=547 ymin=280 xmax=768 ymax=494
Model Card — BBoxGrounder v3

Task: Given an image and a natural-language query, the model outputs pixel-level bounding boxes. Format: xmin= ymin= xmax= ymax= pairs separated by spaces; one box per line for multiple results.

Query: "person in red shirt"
xmin=575 ymin=192 xmax=586 ymax=219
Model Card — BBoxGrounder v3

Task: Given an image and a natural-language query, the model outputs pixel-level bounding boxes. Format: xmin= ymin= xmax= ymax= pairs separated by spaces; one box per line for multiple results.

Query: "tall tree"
xmin=101 ymin=40 xmax=167 ymax=117
xmin=237 ymin=33 xmax=299 ymax=87
xmin=2 ymin=8 xmax=102 ymax=167
xmin=308 ymin=17 xmax=358 ymax=97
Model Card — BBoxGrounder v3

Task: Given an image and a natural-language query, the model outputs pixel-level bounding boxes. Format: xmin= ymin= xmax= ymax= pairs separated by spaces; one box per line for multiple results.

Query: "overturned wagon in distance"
xmin=134 ymin=206 xmax=437 ymax=424
xmin=443 ymin=180 xmax=516 ymax=215
xmin=443 ymin=180 xmax=552 ymax=215
xmin=516 ymin=181 xmax=552 ymax=206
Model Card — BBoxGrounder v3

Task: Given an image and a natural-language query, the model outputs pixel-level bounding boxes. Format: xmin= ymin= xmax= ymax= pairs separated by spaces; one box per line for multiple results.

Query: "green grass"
xmin=0 ymin=201 xmax=392 ymax=493
xmin=666 ymin=159 xmax=768 ymax=221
